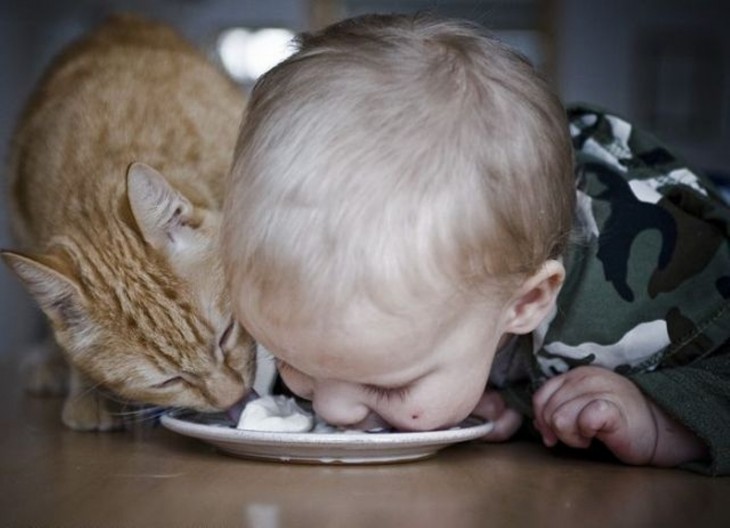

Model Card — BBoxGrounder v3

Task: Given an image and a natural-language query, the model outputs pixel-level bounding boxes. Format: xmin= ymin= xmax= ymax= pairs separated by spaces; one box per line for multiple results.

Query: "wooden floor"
xmin=1 ymin=356 xmax=728 ymax=528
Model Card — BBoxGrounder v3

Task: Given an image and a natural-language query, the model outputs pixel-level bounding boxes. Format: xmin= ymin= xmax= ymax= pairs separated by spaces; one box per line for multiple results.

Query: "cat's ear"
xmin=1 ymin=250 xmax=87 ymax=330
xmin=126 ymin=162 xmax=196 ymax=251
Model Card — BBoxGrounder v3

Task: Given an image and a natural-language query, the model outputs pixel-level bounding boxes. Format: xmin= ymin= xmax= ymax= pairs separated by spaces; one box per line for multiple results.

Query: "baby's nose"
xmin=311 ymin=381 xmax=370 ymax=427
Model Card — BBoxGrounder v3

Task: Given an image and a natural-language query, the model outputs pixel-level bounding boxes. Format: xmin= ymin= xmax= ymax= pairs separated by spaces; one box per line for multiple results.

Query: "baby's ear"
xmin=503 ymin=260 xmax=564 ymax=335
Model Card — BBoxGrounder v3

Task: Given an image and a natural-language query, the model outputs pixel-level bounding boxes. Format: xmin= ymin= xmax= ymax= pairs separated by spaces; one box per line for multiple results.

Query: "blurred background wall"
xmin=1 ymin=0 xmax=728 ymax=358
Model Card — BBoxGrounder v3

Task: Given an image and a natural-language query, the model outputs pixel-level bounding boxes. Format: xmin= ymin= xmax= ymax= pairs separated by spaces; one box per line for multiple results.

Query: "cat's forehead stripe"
xmin=66 ymin=224 xmax=214 ymax=357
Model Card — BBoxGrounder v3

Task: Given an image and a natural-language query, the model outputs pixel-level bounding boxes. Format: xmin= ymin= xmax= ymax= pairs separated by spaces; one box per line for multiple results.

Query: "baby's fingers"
xmin=481 ymin=407 xmax=523 ymax=442
xmin=532 ymin=374 xmax=571 ymax=444
xmin=538 ymin=395 xmax=605 ymax=449
xmin=472 ymin=391 xmax=523 ymax=442
xmin=576 ymin=398 xmax=622 ymax=440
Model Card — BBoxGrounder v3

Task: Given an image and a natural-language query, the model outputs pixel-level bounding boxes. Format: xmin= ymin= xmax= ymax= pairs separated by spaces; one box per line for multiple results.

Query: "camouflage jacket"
xmin=492 ymin=105 xmax=730 ymax=475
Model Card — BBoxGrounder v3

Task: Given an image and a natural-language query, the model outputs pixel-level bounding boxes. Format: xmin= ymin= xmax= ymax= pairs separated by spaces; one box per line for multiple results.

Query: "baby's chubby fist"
xmin=531 ymin=366 xmax=707 ymax=467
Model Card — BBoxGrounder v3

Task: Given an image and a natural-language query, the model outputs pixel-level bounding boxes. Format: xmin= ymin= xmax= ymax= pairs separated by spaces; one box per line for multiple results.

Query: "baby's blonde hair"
xmin=224 ymin=14 xmax=574 ymax=325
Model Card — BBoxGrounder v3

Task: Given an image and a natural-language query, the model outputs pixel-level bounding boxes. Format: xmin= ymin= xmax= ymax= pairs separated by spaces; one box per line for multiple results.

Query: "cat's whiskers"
xmin=110 ymin=405 xmax=166 ymax=422
xmin=64 ymin=377 xmax=108 ymax=403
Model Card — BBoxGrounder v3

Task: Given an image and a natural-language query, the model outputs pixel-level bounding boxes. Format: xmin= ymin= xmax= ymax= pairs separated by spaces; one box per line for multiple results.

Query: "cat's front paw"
xmin=62 ymin=392 xmax=124 ymax=432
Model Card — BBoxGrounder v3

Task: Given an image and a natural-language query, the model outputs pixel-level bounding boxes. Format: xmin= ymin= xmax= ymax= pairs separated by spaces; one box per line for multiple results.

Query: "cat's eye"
xmin=153 ymin=376 xmax=184 ymax=389
xmin=219 ymin=321 xmax=235 ymax=347
xmin=214 ymin=320 xmax=237 ymax=363
xmin=218 ymin=320 xmax=239 ymax=353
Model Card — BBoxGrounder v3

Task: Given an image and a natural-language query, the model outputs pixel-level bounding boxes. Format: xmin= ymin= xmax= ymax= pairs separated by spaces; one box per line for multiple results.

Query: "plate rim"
xmin=160 ymin=411 xmax=493 ymax=448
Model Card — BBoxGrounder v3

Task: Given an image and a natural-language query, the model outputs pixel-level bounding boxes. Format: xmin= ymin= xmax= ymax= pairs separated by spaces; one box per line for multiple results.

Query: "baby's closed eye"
xmin=363 ymin=384 xmax=411 ymax=402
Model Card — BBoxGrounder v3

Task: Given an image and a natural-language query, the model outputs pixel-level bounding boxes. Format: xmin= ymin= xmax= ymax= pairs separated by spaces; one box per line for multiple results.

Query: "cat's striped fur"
xmin=2 ymin=14 xmax=254 ymax=430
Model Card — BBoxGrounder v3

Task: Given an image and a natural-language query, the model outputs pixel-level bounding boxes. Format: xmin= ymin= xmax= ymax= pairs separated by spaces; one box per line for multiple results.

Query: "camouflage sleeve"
xmin=630 ymin=347 xmax=730 ymax=476
xmin=534 ymin=104 xmax=730 ymax=380
xmin=496 ymin=104 xmax=730 ymax=474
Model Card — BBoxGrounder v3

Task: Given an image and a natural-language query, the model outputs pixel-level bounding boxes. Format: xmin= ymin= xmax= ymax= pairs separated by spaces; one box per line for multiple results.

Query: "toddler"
xmin=223 ymin=14 xmax=730 ymax=474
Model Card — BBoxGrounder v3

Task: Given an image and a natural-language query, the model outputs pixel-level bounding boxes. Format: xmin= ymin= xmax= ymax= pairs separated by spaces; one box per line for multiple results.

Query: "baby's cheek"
xmin=392 ymin=406 xmax=448 ymax=432
xmin=387 ymin=390 xmax=467 ymax=431
xmin=405 ymin=408 xmax=424 ymax=426
xmin=399 ymin=416 xmax=429 ymax=432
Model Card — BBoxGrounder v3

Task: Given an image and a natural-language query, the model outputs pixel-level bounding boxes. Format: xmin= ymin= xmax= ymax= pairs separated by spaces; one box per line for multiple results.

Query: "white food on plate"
xmin=236 ymin=394 xmax=394 ymax=434
xmin=237 ymin=395 xmax=315 ymax=432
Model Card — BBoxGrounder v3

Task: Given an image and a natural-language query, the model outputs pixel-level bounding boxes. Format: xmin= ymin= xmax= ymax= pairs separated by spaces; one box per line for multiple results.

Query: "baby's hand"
xmin=532 ymin=366 xmax=707 ymax=466
xmin=472 ymin=389 xmax=523 ymax=442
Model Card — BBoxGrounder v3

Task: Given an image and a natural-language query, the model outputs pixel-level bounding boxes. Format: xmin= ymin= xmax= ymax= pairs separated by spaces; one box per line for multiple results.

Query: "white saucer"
xmin=161 ymin=410 xmax=493 ymax=465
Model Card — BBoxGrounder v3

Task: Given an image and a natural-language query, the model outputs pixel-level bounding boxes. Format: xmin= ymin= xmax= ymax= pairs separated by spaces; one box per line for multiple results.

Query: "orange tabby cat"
xmin=1 ymin=14 xmax=254 ymax=430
